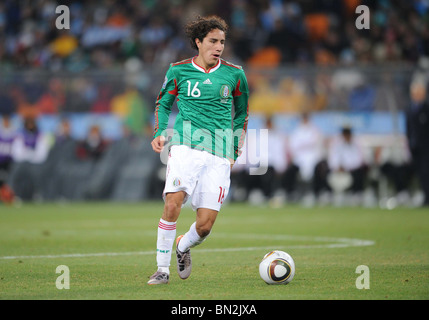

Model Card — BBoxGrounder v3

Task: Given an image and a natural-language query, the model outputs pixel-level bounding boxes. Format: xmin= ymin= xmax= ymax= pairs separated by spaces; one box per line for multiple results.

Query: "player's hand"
xmin=151 ymin=136 xmax=165 ymax=153
xmin=230 ymin=160 xmax=235 ymax=170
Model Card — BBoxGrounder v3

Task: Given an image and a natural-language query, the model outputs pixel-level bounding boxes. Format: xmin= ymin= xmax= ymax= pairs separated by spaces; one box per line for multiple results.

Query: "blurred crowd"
xmin=0 ymin=0 xmax=428 ymax=71
xmin=0 ymin=114 xmax=162 ymax=204
xmin=0 ymin=0 xmax=426 ymax=121
xmin=1 ymin=110 xmax=425 ymax=207
xmin=0 ymin=87 xmax=428 ymax=207
xmin=231 ymin=111 xmax=427 ymax=208
xmin=1 ymin=0 xmax=429 ymax=207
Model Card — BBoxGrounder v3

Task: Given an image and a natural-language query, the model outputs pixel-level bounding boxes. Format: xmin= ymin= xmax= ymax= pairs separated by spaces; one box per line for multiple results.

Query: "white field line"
xmin=0 ymin=234 xmax=375 ymax=260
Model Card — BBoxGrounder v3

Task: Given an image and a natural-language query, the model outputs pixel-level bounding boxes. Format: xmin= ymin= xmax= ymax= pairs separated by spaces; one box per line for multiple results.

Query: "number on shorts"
xmin=218 ymin=186 xmax=226 ymax=204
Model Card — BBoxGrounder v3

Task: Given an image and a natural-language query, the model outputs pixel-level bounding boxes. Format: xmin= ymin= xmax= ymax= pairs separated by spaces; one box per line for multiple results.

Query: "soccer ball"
xmin=259 ymin=250 xmax=295 ymax=285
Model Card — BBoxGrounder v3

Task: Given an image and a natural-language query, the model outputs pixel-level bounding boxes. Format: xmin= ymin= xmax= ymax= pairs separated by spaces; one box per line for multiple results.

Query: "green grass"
xmin=0 ymin=201 xmax=428 ymax=300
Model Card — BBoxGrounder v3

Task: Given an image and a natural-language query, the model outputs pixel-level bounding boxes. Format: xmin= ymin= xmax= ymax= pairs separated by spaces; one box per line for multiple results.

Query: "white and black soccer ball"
xmin=259 ymin=250 xmax=295 ymax=285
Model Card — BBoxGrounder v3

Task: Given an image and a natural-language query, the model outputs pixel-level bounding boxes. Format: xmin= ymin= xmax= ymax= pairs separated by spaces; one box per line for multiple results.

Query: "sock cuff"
xmin=189 ymin=221 xmax=199 ymax=237
xmin=159 ymin=218 xmax=176 ymax=231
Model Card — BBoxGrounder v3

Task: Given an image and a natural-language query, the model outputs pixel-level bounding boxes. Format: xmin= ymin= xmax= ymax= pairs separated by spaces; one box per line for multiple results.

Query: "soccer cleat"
xmin=176 ymin=235 xmax=192 ymax=279
xmin=147 ymin=271 xmax=169 ymax=285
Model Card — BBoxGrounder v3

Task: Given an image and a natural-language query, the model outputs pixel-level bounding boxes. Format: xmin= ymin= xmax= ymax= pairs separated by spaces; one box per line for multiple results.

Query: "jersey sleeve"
xmin=232 ymin=69 xmax=249 ymax=161
xmin=153 ymin=65 xmax=178 ymax=138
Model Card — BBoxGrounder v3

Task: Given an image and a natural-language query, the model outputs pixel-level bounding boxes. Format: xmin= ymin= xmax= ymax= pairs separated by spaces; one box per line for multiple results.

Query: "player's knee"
xmin=163 ymin=199 xmax=182 ymax=221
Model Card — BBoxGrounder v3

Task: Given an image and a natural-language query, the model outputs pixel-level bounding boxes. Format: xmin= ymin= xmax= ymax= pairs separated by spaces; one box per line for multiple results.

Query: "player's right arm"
xmin=152 ymin=65 xmax=178 ymax=153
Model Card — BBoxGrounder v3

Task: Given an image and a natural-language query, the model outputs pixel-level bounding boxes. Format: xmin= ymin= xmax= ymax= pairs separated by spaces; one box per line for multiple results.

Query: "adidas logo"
xmin=203 ymin=78 xmax=212 ymax=85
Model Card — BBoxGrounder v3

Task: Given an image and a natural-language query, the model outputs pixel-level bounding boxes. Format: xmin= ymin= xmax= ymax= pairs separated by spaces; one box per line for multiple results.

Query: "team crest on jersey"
xmin=172 ymin=177 xmax=181 ymax=187
xmin=220 ymin=85 xmax=230 ymax=98
xmin=220 ymin=85 xmax=231 ymax=103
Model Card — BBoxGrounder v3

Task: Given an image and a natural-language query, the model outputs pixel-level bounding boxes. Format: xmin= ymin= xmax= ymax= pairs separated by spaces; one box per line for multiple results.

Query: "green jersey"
xmin=153 ymin=57 xmax=249 ymax=161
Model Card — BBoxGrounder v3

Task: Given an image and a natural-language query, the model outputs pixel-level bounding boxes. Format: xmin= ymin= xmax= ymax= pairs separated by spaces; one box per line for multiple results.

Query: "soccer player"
xmin=148 ymin=15 xmax=249 ymax=285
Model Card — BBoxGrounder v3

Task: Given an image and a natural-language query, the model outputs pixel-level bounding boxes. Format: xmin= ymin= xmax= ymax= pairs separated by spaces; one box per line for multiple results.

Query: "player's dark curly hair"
xmin=184 ymin=15 xmax=228 ymax=51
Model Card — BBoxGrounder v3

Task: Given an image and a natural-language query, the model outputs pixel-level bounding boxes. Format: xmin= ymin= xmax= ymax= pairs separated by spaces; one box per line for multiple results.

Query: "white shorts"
xmin=163 ymin=145 xmax=231 ymax=212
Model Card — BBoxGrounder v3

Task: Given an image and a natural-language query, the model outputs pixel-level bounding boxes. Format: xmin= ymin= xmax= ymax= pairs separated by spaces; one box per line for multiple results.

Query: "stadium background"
xmin=0 ymin=0 xmax=428 ymax=207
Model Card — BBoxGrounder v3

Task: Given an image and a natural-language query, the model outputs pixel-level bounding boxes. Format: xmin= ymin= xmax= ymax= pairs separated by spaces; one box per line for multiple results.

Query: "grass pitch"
xmin=0 ymin=201 xmax=428 ymax=300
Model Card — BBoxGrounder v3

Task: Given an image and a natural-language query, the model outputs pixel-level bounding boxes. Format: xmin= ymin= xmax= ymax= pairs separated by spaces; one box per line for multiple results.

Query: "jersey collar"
xmin=191 ymin=56 xmax=221 ymax=73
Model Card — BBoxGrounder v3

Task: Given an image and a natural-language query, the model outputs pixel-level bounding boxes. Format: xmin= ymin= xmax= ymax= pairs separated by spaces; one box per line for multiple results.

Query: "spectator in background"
xmin=124 ymin=89 xmax=152 ymax=137
xmin=264 ymin=116 xmax=289 ymax=199
xmin=40 ymin=117 xmax=77 ymax=201
xmin=11 ymin=117 xmax=51 ymax=164
xmin=1 ymin=1 xmax=429 ymax=70
xmin=76 ymin=124 xmax=109 ymax=161
xmin=9 ymin=117 xmax=52 ymax=201
xmin=49 ymin=117 xmax=77 ymax=160
xmin=55 ymin=117 xmax=73 ymax=143
xmin=287 ymin=112 xmax=329 ymax=203
xmin=328 ymin=125 xmax=368 ymax=204
xmin=91 ymin=85 xmax=114 ymax=114
xmin=239 ymin=115 xmax=289 ymax=204
xmin=377 ymin=135 xmax=414 ymax=205
xmin=110 ymin=86 xmax=152 ymax=137
xmin=8 ymin=85 xmax=37 ymax=120
xmin=36 ymin=78 xmax=66 ymax=114
xmin=406 ymin=79 xmax=429 ymax=206
xmin=0 ymin=113 xmax=17 ymax=204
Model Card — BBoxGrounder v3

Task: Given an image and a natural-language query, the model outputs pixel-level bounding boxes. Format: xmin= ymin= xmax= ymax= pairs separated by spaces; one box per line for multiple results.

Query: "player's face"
xmin=195 ymin=28 xmax=225 ymax=70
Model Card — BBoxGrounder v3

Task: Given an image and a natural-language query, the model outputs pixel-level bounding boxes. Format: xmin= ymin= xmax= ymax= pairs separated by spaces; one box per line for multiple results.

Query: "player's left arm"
xmin=232 ymin=69 xmax=249 ymax=162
